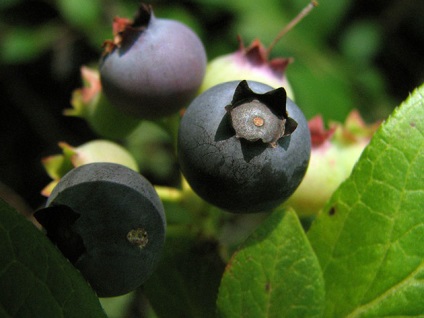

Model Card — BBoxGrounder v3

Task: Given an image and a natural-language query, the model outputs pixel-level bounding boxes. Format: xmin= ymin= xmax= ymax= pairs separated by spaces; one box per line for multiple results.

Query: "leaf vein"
xmin=346 ymin=261 xmax=424 ymax=318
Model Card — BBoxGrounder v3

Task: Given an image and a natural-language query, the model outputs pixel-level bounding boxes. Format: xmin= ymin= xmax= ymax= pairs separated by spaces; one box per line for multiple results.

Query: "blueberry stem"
xmin=154 ymin=185 xmax=184 ymax=203
xmin=155 ymin=113 xmax=181 ymax=154
xmin=266 ymin=1 xmax=318 ymax=57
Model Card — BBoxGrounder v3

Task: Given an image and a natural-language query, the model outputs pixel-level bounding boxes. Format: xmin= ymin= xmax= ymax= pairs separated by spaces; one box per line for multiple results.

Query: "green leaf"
xmin=0 ymin=198 xmax=107 ymax=318
xmin=56 ymin=0 xmax=101 ymax=30
xmin=285 ymin=50 xmax=354 ymax=121
xmin=144 ymin=234 xmax=225 ymax=318
xmin=339 ymin=20 xmax=382 ymax=63
xmin=217 ymin=209 xmax=325 ymax=318
xmin=307 ymin=83 xmax=424 ymax=317
xmin=99 ymin=293 xmax=135 ymax=318
xmin=0 ymin=24 xmax=61 ymax=64
xmin=283 ymin=0 xmax=351 ymax=41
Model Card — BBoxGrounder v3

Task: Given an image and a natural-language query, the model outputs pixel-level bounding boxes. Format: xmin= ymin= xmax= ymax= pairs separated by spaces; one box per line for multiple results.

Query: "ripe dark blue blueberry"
xmin=99 ymin=4 xmax=207 ymax=119
xmin=177 ymin=80 xmax=311 ymax=213
xmin=35 ymin=162 xmax=166 ymax=297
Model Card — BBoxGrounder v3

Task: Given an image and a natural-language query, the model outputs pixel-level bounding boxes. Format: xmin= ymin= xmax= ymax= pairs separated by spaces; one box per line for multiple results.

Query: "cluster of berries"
xmin=36 ymin=3 xmax=312 ymax=297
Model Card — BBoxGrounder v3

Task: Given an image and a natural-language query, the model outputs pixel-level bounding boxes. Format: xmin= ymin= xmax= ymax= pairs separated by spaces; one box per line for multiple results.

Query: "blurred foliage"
xmin=0 ymin=0 xmax=423 ymax=206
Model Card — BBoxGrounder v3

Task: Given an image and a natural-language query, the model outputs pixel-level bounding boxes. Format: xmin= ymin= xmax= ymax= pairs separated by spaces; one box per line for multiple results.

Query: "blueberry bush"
xmin=1 ymin=1 xmax=423 ymax=317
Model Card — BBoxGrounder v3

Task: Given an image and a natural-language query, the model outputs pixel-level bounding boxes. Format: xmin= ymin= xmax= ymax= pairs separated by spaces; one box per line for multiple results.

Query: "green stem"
xmin=154 ymin=185 xmax=184 ymax=203
xmin=154 ymin=112 xmax=181 ymax=153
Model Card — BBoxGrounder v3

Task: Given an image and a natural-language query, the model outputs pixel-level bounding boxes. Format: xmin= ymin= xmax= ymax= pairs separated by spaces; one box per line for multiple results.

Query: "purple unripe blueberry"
xmin=178 ymin=80 xmax=311 ymax=213
xmin=35 ymin=162 xmax=166 ymax=297
xmin=99 ymin=4 xmax=207 ymax=119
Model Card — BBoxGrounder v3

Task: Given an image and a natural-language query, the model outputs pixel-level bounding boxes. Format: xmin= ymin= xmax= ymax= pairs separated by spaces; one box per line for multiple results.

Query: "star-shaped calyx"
xmin=102 ymin=3 xmax=152 ymax=55
xmin=199 ymin=37 xmax=295 ymax=99
xmin=225 ymin=80 xmax=298 ymax=147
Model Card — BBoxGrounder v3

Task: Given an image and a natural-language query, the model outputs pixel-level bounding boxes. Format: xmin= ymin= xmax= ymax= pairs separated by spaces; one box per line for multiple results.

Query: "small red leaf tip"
xmin=237 ymin=36 xmax=293 ymax=77
xmin=101 ymin=4 xmax=152 ymax=56
xmin=79 ymin=66 xmax=101 ymax=104
xmin=243 ymin=38 xmax=268 ymax=65
xmin=339 ymin=109 xmax=381 ymax=142
xmin=309 ymin=110 xmax=381 ymax=147
xmin=112 ymin=17 xmax=133 ymax=37
xmin=101 ymin=17 xmax=133 ymax=55
xmin=345 ymin=109 xmax=379 ymax=132
xmin=269 ymin=57 xmax=294 ymax=74
xmin=308 ymin=115 xmax=336 ymax=147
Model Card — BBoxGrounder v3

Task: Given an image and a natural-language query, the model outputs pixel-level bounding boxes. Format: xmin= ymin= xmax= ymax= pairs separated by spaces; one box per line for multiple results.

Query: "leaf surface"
xmin=0 ymin=24 xmax=61 ymax=63
xmin=0 ymin=198 xmax=106 ymax=318
xmin=144 ymin=233 xmax=225 ymax=318
xmin=308 ymin=84 xmax=424 ymax=317
xmin=217 ymin=209 xmax=324 ymax=318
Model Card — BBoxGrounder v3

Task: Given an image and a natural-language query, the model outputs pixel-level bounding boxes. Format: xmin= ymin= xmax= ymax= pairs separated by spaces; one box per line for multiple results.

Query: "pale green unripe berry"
xmin=285 ymin=111 xmax=380 ymax=216
xmin=41 ymin=139 xmax=138 ymax=196
xmin=200 ymin=39 xmax=294 ymax=100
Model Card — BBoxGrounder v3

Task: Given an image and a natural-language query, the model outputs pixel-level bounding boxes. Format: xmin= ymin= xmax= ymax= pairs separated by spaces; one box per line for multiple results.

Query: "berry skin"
xmin=35 ymin=162 xmax=166 ymax=297
xmin=178 ymin=80 xmax=311 ymax=213
xmin=99 ymin=4 xmax=207 ymax=119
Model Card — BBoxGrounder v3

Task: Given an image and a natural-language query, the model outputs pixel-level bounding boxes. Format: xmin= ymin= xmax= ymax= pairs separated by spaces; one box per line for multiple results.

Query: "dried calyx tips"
xmin=102 ymin=3 xmax=153 ymax=55
xmin=225 ymin=80 xmax=298 ymax=147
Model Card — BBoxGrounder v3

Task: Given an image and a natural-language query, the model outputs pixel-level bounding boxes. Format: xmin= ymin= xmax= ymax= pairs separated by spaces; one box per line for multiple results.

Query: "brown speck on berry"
xmin=127 ymin=228 xmax=149 ymax=249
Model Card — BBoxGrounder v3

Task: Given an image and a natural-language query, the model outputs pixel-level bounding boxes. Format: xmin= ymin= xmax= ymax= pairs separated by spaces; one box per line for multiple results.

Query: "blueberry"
xmin=99 ymin=4 xmax=207 ymax=119
xmin=177 ymin=80 xmax=311 ymax=213
xmin=35 ymin=162 xmax=166 ymax=297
